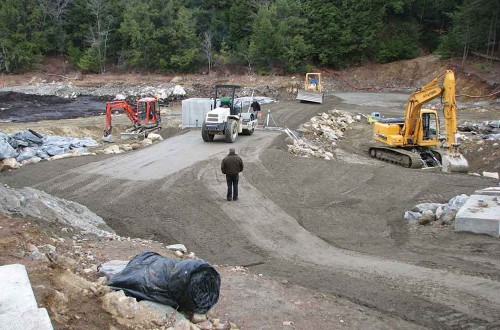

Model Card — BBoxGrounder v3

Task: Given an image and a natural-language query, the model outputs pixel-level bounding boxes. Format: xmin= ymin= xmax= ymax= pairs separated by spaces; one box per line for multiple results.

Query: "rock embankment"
xmin=0 ymin=186 xmax=239 ymax=329
xmin=0 ymin=184 xmax=115 ymax=237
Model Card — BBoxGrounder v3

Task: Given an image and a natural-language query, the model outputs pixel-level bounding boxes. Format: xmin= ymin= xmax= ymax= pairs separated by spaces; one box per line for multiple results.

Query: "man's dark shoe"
xmin=233 ymin=197 xmax=238 ymax=201
xmin=227 ymin=198 xmax=232 ymax=201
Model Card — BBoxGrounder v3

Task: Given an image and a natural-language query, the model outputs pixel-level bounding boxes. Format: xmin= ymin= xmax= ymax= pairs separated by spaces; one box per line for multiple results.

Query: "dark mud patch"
xmin=0 ymin=92 xmax=108 ymax=123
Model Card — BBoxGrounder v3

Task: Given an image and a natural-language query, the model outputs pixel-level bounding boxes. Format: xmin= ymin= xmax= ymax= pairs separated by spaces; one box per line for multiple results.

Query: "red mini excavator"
xmin=102 ymin=97 xmax=161 ymax=142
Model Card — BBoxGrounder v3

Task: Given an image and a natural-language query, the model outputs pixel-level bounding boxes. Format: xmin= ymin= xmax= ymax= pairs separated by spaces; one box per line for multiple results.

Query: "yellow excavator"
xmin=369 ymin=70 xmax=469 ymax=173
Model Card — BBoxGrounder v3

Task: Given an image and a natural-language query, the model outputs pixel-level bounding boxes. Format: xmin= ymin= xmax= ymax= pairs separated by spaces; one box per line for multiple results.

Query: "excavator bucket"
xmin=442 ymin=152 xmax=469 ymax=173
xmin=296 ymin=90 xmax=324 ymax=104
xmin=102 ymin=134 xmax=114 ymax=143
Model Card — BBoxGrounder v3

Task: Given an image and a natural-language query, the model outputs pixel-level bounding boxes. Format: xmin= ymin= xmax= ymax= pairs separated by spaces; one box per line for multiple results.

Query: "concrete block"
xmin=475 ymin=187 xmax=500 ymax=197
xmin=0 ymin=308 xmax=53 ymax=330
xmin=455 ymin=195 xmax=500 ymax=237
xmin=0 ymin=264 xmax=54 ymax=330
xmin=0 ymin=264 xmax=38 ymax=315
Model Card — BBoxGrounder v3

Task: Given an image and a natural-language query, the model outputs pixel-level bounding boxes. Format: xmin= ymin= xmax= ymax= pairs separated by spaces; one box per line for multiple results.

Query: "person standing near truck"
xmin=221 ymin=148 xmax=244 ymax=201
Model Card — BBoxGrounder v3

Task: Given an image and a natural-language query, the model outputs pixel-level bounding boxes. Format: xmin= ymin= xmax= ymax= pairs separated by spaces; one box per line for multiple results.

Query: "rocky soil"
xmin=0 ymin=185 xmax=423 ymax=330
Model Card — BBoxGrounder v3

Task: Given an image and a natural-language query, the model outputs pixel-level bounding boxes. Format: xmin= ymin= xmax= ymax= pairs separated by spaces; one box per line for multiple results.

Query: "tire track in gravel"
xmin=197 ymin=149 xmax=500 ymax=327
xmin=2 ymin=97 xmax=498 ymax=329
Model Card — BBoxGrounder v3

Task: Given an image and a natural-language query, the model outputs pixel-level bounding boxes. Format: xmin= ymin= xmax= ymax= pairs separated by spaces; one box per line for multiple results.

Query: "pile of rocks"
xmin=0 ymin=80 xmax=191 ymax=103
xmin=100 ymin=133 xmax=163 ymax=154
xmin=404 ymin=194 xmax=469 ymax=226
xmin=101 ymin=289 xmax=235 ymax=330
xmin=287 ymin=110 xmax=360 ymax=160
xmin=458 ymin=120 xmax=500 ymax=140
xmin=0 ymin=129 xmax=97 ymax=171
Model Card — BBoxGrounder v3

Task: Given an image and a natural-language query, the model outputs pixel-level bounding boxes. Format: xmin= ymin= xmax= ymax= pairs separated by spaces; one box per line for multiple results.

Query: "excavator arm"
xmin=103 ymin=100 xmax=140 ymax=137
xmin=401 ymin=70 xmax=460 ymax=150
xmin=442 ymin=70 xmax=459 ymax=151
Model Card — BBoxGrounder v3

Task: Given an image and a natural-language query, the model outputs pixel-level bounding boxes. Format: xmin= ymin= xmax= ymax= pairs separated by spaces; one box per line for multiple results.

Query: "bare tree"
xmin=0 ymin=44 xmax=9 ymax=73
xmin=38 ymin=0 xmax=71 ymax=22
xmin=239 ymin=52 xmax=253 ymax=74
xmin=201 ymin=30 xmax=214 ymax=73
xmin=486 ymin=7 xmax=498 ymax=60
xmin=86 ymin=0 xmax=113 ymax=74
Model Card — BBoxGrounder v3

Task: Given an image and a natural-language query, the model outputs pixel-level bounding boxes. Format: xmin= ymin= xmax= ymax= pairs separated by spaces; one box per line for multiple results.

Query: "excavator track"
xmin=369 ymin=147 xmax=436 ymax=169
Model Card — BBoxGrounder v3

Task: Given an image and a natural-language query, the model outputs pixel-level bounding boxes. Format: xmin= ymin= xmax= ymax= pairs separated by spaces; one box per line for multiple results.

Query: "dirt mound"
xmin=328 ymin=55 xmax=500 ymax=97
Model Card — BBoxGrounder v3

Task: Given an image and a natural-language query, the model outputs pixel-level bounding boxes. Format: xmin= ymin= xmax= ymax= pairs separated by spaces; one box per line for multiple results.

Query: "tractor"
xmin=201 ymin=85 xmax=260 ymax=143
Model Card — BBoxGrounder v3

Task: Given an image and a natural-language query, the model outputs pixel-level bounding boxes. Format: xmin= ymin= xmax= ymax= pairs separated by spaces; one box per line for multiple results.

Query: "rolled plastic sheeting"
xmin=107 ymin=251 xmax=221 ymax=313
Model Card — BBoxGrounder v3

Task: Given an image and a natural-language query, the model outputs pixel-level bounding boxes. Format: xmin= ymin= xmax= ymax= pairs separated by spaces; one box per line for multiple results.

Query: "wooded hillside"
xmin=0 ymin=0 xmax=498 ymax=74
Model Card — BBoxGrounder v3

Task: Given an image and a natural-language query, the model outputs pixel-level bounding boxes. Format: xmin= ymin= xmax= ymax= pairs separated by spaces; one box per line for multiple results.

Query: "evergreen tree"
xmin=169 ymin=6 xmax=199 ymax=71
xmin=0 ymin=0 xmax=46 ymax=72
xmin=119 ymin=0 xmax=198 ymax=71
xmin=248 ymin=4 xmax=279 ymax=72
xmin=438 ymin=0 xmax=499 ymax=62
xmin=248 ymin=0 xmax=310 ymax=73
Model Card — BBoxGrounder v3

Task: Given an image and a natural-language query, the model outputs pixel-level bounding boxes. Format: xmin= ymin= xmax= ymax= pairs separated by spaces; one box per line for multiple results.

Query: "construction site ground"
xmin=0 ymin=55 xmax=499 ymax=329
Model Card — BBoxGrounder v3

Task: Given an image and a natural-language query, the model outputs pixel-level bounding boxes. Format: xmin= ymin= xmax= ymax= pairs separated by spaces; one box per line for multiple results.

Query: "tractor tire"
xmin=224 ymin=119 xmax=238 ymax=143
xmin=201 ymin=124 xmax=214 ymax=142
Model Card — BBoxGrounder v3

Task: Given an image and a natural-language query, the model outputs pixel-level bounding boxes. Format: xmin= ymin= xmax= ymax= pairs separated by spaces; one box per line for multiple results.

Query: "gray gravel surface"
xmin=1 ymin=94 xmax=499 ymax=329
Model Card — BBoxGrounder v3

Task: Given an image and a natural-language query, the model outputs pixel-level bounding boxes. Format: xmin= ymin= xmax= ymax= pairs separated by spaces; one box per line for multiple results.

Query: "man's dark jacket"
xmin=221 ymin=151 xmax=243 ymax=176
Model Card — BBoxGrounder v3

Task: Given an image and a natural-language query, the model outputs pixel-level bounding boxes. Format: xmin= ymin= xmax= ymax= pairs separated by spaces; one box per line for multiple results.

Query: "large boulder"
xmin=102 ymin=290 xmax=187 ymax=328
xmin=0 ymin=158 xmax=21 ymax=171
xmin=404 ymin=211 xmax=422 ymax=222
xmin=0 ymin=186 xmax=115 ymax=236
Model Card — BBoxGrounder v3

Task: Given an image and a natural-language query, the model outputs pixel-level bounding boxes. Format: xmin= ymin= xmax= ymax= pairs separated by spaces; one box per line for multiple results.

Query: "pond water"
xmin=0 ymin=92 xmax=107 ymax=123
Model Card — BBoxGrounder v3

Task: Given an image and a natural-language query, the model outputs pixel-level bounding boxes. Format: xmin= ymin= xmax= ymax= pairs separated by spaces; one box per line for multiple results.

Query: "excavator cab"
xmin=421 ymin=111 xmax=438 ymax=142
xmin=137 ymin=98 xmax=160 ymax=123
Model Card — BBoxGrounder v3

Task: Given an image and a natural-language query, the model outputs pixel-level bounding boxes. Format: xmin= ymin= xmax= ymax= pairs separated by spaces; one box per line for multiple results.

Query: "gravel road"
xmin=2 ymin=94 xmax=499 ymax=329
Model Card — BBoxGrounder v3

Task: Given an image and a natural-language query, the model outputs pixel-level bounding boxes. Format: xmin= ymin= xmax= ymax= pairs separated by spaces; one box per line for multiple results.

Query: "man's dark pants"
xmin=226 ymin=174 xmax=239 ymax=200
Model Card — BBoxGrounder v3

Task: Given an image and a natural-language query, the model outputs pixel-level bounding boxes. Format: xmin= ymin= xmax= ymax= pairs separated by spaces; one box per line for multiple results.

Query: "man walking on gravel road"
xmin=221 ymin=148 xmax=244 ymax=201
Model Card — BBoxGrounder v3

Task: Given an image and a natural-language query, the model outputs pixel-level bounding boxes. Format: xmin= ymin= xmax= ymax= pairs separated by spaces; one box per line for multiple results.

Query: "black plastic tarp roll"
xmin=107 ymin=251 xmax=221 ymax=313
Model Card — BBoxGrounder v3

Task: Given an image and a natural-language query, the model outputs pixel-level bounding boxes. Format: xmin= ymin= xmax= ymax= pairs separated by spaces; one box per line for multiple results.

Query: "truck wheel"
xmin=201 ymin=124 xmax=214 ymax=142
xmin=224 ymin=119 xmax=238 ymax=143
